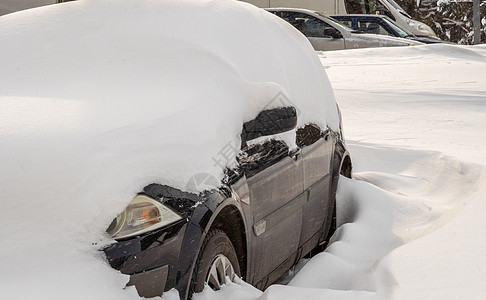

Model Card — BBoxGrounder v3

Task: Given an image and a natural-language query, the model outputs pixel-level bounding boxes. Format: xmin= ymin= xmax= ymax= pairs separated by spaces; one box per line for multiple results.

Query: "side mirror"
xmin=323 ymin=27 xmax=343 ymax=39
xmin=241 ymin=107 xmax=297 ymax=146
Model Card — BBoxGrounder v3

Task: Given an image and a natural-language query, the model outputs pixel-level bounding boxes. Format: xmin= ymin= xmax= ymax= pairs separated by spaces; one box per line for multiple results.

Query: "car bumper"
xmin=103 ymin=220 xmax=187 ymax=297
xmin=127 ymin=264 xmax=169 ymax=297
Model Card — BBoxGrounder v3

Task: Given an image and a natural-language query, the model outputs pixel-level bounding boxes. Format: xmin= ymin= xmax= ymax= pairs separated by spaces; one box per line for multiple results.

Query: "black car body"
xmin=103 ymin=108 xmax=353 ymax=299
xmin=331 ymin=14 xmax=450 ymax=44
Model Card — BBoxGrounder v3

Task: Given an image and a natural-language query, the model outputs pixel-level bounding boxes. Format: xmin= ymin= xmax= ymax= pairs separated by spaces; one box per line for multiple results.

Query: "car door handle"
xmin=290 ymin=148 xmax=301 ymax=161
xmin=322 ymin=130 xmax=330 ymax=141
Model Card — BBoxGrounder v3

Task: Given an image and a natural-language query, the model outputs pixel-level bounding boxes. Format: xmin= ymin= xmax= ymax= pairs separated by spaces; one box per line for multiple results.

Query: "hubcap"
xmin=206 ymin=254 xmax=235 ymax=290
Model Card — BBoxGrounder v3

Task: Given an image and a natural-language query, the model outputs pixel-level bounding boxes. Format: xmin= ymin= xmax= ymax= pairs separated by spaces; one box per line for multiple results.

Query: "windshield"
xmin=314 ymin=11 xmax=353 ymax=32
xmin=382 ymin=16 xmax=414 ymax=37
xmin=382 ymin=0 xmax=412 ymax=18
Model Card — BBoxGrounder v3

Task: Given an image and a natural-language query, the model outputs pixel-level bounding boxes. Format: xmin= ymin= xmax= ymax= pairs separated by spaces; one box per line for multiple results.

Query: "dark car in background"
xmin=331 ymin=14 xmax=450 ymax=44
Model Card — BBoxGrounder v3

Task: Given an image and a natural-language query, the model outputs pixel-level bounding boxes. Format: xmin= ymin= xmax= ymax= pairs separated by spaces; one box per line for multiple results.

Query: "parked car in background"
xmin=267 ymin=8 xmax=422 ymax=51
xmin=0 ymin=1 xmax=352 ymax=299
xmin=243 ymin=0 xmax=437 ymax=37
xmin=331 ymin=14 xmax=449 ymax=44
xmin=341 ymin=0 xmax=437 ymax=37
xmin=0 ymin=0 xmax=56 ymax=16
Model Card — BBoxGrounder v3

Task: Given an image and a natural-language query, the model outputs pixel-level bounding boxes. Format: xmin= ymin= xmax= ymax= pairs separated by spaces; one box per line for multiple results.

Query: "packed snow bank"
xmin=0 ymin=0 xmax=339 ymax=299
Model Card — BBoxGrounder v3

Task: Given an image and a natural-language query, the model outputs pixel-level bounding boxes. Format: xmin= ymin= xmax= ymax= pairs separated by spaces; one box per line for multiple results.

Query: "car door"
xmin=235 ymin=107 xmax=304 ymax=287
xmin=297 ymin=124 xmax=333 ymax=252
xmin=278 ymin=11 xmax=346 ymax=51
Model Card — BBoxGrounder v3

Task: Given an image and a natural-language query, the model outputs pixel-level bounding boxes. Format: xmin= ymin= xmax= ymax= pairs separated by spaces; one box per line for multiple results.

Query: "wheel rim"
xmin=206 ymin=254 xmax=236 ymax=290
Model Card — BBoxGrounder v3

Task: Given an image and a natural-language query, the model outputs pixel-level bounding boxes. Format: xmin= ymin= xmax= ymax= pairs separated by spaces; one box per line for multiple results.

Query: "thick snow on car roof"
xmin=0 ymin=1 xmax=338 ymax=298
xmin=0 ymin=0 xmax=338 ymax=192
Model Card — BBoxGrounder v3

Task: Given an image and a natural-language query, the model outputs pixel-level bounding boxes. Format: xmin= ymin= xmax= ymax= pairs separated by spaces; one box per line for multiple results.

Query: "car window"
xmin=337 ymin=19 xmax=353 ymax=29
xmin=238 ymin=140 xmax=289 ymax=178
xmin=296 ymin=124 xmax=322 ymax=147
xmin=279 ymin=12 xmax=334 ymax=38
xmin=382 ymin=17 xmax=413 ymax=37
xmin=238 ymin=123 xmax=324 ymax=178
xmin=357 ymin=20 xmax=388 ymax=35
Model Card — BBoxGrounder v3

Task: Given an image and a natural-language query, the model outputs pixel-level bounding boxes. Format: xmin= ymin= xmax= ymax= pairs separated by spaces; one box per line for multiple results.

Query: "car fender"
xmin=176 ymin=190 xmax=249 ymax=299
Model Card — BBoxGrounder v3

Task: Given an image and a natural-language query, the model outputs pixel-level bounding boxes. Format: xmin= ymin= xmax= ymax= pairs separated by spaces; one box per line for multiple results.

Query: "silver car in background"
xmin=267 ymin=8 xmax=422 ymax=51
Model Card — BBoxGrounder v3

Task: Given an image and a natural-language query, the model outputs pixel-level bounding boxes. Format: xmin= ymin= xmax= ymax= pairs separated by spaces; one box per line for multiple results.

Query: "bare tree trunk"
xmin=473 ymin=0 xmax=481 ymax=44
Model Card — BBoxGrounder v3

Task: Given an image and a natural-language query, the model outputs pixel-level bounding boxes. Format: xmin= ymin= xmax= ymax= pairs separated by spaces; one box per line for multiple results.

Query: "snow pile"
xmin=0 ymin=0 xmax=339 ymax=191
xmin=0 ymin=0 xmax=338 ymax=299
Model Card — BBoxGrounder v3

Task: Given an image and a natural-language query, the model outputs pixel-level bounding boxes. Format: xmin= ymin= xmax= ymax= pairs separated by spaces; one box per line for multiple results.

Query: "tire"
xmin=192 ymin=229 xmax=241 ymax=294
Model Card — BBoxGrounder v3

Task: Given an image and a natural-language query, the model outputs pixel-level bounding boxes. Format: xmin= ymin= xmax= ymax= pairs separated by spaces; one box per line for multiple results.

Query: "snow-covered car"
xmin=267 ymin=8 xmax=423 ymax=51
xmin=331 ymin=14 xmax=449 ymax=44
xmin=0 ymin=0 xmax=351 ymax=299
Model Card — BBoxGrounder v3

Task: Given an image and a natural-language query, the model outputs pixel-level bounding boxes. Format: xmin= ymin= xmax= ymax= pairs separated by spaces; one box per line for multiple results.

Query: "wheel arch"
xmin=209 ymin=204 xmax=248 ymax=281
xmin=318 ymin=138 xmax=352 ymax=245
xmin=181 ymin=196 xmax=248 ymax=299
xmin=333 ymin=139 xmax=353 ymax=179
xmin=339 ymin=153 xmax=352 ymax=178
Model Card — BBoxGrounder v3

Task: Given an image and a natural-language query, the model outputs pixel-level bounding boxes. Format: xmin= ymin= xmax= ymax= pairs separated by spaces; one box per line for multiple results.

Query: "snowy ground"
xmin=1 ymin=6 xmax=485 ymax=297
xmin=322 ymin=44 xmax=486 ymax=300
xmin=194 ymin=44 xmax=486 ymax=300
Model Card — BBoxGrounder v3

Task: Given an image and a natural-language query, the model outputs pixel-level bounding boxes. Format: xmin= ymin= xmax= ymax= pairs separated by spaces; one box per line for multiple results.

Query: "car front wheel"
xmin=193 ymin=229 xmax=241 ymax=293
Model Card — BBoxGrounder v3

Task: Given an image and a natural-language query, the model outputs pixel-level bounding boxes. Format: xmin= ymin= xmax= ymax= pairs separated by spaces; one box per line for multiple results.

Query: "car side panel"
xmin=245 ymin=154 xmax=304 ymax=284
xmin=344 ymin=34 xmax=406 ymax=48
xmin=300 ymin=136 xmax=333 ymax=245
xmin=308 ymin=36 xmax=346 ymax=51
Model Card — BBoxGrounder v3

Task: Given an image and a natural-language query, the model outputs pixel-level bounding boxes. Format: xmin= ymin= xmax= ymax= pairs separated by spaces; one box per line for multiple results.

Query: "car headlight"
xmin=106 ymin=195 xmax=182 ymax=239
